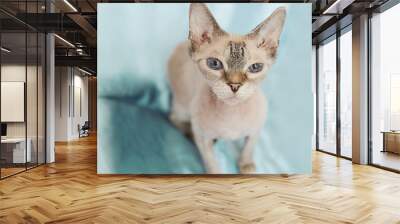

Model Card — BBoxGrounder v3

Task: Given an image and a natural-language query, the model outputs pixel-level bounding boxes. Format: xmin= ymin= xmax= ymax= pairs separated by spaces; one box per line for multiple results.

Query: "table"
xmin=382 ymin=131 xmax=400 ymax=154
xmin=1 ymin=138 xmax=31 ymax=163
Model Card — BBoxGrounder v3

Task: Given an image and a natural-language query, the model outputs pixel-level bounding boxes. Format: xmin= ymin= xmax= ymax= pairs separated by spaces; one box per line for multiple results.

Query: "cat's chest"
xmin=192 ymin=91 xmax=267 ymax=140
xmin=207 ymin=110 xmax=254 ymax=139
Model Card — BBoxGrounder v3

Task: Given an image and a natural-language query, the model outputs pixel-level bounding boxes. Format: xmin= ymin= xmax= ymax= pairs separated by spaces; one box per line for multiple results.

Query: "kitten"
xmin=168 ymin=3 xmax=286 ymax=173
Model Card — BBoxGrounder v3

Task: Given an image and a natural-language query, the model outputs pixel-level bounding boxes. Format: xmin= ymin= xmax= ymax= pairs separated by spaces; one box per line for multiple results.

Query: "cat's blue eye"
xmin=248 ymin=63 xmax=264 ymax=73
xmin=206 ymin=58 xmax=223 ymax=70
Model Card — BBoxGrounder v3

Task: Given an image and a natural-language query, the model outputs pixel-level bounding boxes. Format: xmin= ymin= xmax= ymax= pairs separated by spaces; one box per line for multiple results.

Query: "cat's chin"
xmin=219 ymin=96 xmax=248 ymax=106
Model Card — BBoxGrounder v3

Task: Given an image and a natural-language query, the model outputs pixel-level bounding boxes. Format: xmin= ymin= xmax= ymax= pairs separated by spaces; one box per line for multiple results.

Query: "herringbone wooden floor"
xmin=1 ymin=135 xmax=400 ymax=224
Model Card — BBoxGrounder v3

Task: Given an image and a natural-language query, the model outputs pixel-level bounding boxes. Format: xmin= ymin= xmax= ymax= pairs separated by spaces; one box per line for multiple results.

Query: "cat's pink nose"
xmin=228 ymin=83 xmax=241 ymax=93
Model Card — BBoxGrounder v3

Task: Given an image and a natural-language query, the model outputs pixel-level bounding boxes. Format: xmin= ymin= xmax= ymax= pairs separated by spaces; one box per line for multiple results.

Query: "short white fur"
xmin=168 ymin=3 xmax=286 ymax=173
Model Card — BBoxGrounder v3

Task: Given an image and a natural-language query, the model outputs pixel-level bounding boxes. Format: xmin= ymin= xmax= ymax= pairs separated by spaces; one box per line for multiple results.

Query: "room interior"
xmin=0 ymin=0 xmax=400 ymax=223
xmin=1 ymin=30 xmax=46 ymax=178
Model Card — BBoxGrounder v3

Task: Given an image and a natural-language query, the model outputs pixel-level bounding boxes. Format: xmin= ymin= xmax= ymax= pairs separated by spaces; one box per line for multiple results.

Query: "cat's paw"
xmin=239 ymin=163 xmax=256 ymax=174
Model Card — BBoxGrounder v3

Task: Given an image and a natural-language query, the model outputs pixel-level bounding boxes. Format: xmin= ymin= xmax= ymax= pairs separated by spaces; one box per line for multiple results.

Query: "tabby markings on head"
xmin=227 ymin=41 xmax=246 ymax=71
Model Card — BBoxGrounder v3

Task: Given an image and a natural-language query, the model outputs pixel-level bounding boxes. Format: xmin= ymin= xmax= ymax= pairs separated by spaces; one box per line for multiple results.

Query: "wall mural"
xmin=98 ymin=3 xmax=313 ymax=174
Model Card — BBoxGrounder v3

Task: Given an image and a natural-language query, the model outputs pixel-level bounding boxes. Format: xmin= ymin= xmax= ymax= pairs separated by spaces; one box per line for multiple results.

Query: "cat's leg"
xmin=192 ymin=130 xmax=220 ymax=174
xmin=169 ymin=101 xmax=191 ymax=135
xmin=239 ymin=134 xmax=259 ymax=174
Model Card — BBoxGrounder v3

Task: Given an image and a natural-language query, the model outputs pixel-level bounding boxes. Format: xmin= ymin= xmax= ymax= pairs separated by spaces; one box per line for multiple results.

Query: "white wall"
xmin=71 ymin=73 xmax=89 ymax=138
xmin=1 ymin=65 xmax=42 ymax=137
xmin=55 ymin=67 xmax=89 ymax=141
xmin=1 ymin=82 xmax=25 ymax=122
xmin=1 ymin=65 xmax=26 ymax=137
xmin=1 ymin=63 xmax=46 ymax=164
xmin=55 ymin=66 xmax=70 ymax=141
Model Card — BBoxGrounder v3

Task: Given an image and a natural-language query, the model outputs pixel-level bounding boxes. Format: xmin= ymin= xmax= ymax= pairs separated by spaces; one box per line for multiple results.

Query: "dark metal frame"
xmin=0 ymin=0 xmax=47 ymax=180
xmin=367 ymin=10 xmax=373 ymax=166
xmin=315 ymin=44 xmax=319 ymax=151
xmin=336 ymin=24 xmax=341 ymax=159
xmin=0 ymin=21 xmax=2 ymax=179
xmin=315 ymin=22 xmax=353 ymax=161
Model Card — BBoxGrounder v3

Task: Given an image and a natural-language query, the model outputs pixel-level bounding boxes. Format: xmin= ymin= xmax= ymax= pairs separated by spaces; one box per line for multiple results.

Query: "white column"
xmin=46 ymin=33 xmax=55 ymax=163
xmin=352 ymin=14 xmax=369 ymax=164
xmin=45 ymin=0 xmax=56 ymax=163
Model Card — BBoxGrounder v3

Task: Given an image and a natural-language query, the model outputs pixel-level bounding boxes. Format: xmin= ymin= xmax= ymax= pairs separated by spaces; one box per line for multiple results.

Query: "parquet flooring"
xmin=1 ymin=134 xmax=400 ymax=223
xmin=1 ymin=167 xmax=26 ymax=178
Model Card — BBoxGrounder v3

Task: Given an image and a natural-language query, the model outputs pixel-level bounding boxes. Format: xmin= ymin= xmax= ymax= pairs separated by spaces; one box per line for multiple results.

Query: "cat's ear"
xmin=189 ymin=3 xmax=225 ymax=51
xmin=247 ymin=7 xmax=286 ymax=56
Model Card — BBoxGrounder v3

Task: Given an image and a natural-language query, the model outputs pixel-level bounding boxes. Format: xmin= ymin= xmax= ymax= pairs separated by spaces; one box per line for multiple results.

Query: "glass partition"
xmin=317 ymin=36 xmax=337 ymax=154
xmin=339 ymin=29 xmax=352 ymax=158
xmin=0 ymin=1 xmax=46 ymax=179
xmin=371 ymin=4 xmax=400 ymax=171
xmin=1 ymin=31 xmax=28 ymax=177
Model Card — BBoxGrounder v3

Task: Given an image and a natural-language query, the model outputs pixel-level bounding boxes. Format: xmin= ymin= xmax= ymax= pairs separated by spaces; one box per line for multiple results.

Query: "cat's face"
xmin=189 ymin=3 xmax=286 ymax=105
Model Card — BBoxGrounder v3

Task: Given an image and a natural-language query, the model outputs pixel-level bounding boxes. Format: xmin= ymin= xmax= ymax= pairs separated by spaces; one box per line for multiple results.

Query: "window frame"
xmin=315 ymin=24 xmax=353 ymax=161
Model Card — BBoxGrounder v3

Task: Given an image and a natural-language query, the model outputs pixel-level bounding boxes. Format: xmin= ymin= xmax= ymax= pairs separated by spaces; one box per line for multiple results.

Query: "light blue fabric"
xmin=98 ymin=3 xmax=313 ymax=174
